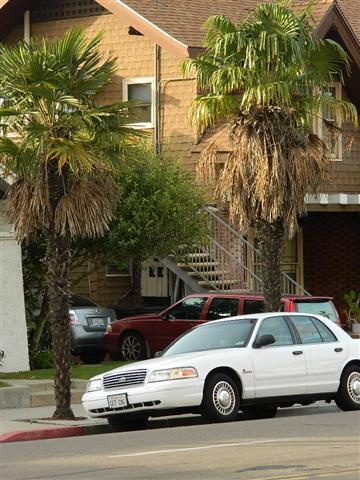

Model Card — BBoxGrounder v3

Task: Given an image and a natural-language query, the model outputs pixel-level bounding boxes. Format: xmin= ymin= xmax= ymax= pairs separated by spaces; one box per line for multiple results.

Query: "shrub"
xmin=32 ymin=349 xmax=53 ymax=369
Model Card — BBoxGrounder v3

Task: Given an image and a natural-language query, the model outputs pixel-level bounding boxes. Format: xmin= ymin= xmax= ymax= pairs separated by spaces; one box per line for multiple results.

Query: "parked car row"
xmin=104 ymin=293 xmax=340 ymax=361
xmin=67 ymin=293 xmax=340 ymax=364
xmin=82 ymin=312 xmax=360 ymax=431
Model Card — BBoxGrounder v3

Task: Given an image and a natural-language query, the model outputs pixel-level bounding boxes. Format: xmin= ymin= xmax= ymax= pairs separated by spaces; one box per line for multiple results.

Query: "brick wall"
xmin=302 ymin=212 xmax=360 ymax=321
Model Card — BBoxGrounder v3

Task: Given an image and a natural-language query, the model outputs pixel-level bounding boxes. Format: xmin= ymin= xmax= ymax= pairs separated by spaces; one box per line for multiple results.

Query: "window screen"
xmin=127 ymin=83 xmax=152 ymax=124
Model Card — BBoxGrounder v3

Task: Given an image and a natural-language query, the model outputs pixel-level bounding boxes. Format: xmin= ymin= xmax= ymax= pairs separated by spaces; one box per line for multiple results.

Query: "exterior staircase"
xmin=162 ymin=207 xmax=309 ymax=297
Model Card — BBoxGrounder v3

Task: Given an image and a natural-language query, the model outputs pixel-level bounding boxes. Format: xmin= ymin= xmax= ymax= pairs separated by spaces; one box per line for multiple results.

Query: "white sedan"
xmin=82 ymin=312 xmax=360 ymax=430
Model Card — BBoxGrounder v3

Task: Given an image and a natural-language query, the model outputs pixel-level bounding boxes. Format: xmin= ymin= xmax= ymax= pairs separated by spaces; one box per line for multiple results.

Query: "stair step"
xmin=198 ymin=279 xmax=241 ymax=286
xmin=185 ymin=253 xmax=212 ymax=259
xmin=31 ymin=389 xmax=85 ymax=407
xmin=30 ymin=381 xmax=55 ymax=393
xmin=209 ymin=288 xmax=251 ymax=293
xmin=177 ymin=261 xmax=220 ymax=268
xmin=187 ymin=270 xmax=228 ymax=277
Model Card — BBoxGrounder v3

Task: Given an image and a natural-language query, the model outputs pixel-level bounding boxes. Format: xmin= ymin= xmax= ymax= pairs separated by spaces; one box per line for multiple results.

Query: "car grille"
xmin=103 ymin=369 xmax=148 ymax=390
xmin=89 ymin=400 xmax=161 ymax=415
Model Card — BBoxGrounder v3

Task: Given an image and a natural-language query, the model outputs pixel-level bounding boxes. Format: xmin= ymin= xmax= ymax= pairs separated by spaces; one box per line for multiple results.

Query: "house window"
xmin=314 ymin=83 xmax=342 ymax=161
xmin=106 ymin=264 xmax=130 ymax=277
xmin=123 ymin=77 xmax=155 ymax=128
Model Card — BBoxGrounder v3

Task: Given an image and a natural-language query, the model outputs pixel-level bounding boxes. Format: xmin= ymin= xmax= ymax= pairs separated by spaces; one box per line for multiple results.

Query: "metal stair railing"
xmin=185 ymin=207 xmax=309 ymax=295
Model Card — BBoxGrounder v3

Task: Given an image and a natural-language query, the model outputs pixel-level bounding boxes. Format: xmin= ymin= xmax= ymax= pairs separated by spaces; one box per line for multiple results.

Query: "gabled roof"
xmin=1 ymin=0 xmax=359 ymax=64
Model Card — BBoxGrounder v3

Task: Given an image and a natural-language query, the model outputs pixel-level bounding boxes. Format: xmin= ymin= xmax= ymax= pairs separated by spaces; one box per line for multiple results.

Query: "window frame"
xmin=314 ymin=82 xmax=343 ymax=162
xmin=123 ymin=77 xmax=155 ymax=129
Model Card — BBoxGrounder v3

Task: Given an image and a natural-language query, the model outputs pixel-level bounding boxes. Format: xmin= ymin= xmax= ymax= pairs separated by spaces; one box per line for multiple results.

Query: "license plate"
xmin=89 ymin=317 xmax=105 ymax=327
xmin=108 ymin=393 xmax=128 ymax=409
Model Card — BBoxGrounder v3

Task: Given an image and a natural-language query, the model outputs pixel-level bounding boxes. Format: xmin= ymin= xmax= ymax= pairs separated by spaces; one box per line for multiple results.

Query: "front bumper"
xmin=82 ymin=379 xmax=204 ymax=418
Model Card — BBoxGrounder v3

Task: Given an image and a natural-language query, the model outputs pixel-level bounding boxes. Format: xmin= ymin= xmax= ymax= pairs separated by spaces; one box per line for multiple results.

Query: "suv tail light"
xmin=69 ymin=310 xmax=80 ymax=325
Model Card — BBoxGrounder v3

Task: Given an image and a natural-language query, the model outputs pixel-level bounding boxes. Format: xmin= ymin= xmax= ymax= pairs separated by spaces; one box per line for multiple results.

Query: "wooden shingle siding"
xmin=327 ymin=89 xmax=360 ymax=193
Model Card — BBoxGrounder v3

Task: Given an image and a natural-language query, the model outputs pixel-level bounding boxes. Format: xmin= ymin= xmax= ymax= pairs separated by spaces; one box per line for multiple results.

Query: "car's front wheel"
xmin=107 ymin=415 xmax=149 ymax=431
xmin=335 ymin=364 xmax=360 ymax=411
xmin=119 ymin=332 xmax=146 ymax=361
xmin=242 ymin=404 xmax=278 ymax=420
xmin=201 ymin=373 xmax=240 ymax=422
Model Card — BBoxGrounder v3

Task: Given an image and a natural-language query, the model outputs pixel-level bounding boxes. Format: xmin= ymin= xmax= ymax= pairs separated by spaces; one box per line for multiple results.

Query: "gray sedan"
xmin=69 ymin=295 xmax=116 ymax=364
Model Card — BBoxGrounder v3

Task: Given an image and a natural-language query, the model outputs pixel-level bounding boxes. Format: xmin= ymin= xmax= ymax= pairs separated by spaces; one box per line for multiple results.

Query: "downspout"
xmin=24 ymin=10 xmax=31 ymax=44
xmin=156 ymin=75 xmax=196 ymax=154
xmin=154 ymin=44 xmax=161 ymax=154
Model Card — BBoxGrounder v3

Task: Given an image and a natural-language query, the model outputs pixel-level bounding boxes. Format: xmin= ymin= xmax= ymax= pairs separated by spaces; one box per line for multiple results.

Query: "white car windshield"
xmin=163 ymin=318 xmax=257 ymax=356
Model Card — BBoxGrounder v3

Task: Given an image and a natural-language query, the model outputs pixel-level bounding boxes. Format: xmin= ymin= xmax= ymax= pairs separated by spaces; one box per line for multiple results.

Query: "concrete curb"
xmin=0 ymin=424 xmax=110 ymax=444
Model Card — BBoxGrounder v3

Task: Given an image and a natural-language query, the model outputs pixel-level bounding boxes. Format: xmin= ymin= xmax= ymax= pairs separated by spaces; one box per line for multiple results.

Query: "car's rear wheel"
xmin=335 ymin=364 xmax=360 ymax=411
xmin=242 ymin=405 xmax=278 ymax=420
xmin=119 ymin=332 xmax=146 ymax=361
xmin=201 ymin=373 xmax=240 ymax=422
xmin=79 ymin=350 xmax=106 ymax=364
xmin=107 ymin=415 xmax=149 ymax=431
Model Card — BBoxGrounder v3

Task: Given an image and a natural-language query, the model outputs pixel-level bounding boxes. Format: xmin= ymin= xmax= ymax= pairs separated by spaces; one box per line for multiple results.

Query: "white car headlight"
xmin=87 ymin=379 xmax=103 ymax=392
xmin=148 ymin=367 xmax=198 ymax=383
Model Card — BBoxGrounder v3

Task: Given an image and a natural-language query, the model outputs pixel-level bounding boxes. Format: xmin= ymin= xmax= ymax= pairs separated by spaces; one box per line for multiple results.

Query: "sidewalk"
xmin=0 ymin=386 xmax=110 ymax=443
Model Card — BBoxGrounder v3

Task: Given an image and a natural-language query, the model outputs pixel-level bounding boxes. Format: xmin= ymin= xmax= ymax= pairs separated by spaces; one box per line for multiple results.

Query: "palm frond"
xmin=55 ymin=176 xmax=115 ymax=238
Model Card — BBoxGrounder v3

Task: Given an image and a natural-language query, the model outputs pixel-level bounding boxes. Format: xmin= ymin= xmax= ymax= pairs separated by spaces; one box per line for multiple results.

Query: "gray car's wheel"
xmin=335 ymin=364 xmax=360 ymax=411
xmin=79 ymin=350 xmax=106 ymax=364
xmin=107 ymin=415 xmax=149 ymax=431
xmin=242 ymin=405 xmax=278 ymax=420
xmin=119 ymin=332 xmax=146 ymax=361
xmin=201 ymin=373 xmax=240 ymax=422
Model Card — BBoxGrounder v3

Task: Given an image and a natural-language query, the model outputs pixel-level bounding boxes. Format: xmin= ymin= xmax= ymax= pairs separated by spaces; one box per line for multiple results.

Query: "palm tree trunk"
xmin=46 ymin=162 xmax=74 ymax=419
xmin=47 ymin=230 xmax=74 ymax=419
xmin=257 ymin=219 xmax=285 ymax=312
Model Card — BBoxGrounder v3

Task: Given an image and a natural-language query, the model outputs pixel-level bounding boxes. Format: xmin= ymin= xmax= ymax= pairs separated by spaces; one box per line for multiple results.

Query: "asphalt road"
xmin=2 ymin=404 xmax=360 ymax=480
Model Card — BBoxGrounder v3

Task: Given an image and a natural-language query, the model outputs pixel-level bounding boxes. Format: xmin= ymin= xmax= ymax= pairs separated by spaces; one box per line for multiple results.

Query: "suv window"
xmin=294 ymin=300 xmax=337 ymax=322
xmin=291 ymin=315 xmax=337 ymax=343
xmin=206 ymin=298 xmax=239 ymax=320
xmin=255 ymin=316 xmax=294 ymax=347
xmin=244 ymin=300 xmax=265 ymax=314
xmin=167 ymin=297 xmax=207 ymax=320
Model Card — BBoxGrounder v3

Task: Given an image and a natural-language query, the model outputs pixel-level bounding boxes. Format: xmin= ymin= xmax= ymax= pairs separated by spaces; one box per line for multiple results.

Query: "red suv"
xmin=104 ymin=294 xmax=340 ymax=361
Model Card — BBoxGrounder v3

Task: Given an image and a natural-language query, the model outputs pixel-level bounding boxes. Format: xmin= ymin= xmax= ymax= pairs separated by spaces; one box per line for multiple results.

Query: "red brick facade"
xmin=303 ymin=212 xmax=360 ymax=321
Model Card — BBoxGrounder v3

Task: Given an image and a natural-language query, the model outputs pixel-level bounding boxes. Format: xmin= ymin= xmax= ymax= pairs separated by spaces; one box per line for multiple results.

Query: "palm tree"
xmin=183 ymin=1 xmax=357 ymax=311
xmin=0 ymin=29 xmax=141 ymax=418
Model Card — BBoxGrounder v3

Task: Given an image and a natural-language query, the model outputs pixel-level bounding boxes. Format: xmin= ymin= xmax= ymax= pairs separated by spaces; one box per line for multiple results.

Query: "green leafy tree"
xmin=183 ymin=1 xmax=357 ymax=310
xmin=106 ymin=147 xmax=207 ymax=303
xmin=0 ymin=30 xmax=141 ymax=418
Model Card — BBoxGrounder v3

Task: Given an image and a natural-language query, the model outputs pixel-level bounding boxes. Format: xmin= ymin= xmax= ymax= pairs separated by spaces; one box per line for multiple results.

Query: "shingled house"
xmin=0 ymin=0 xmax=359 ymax=329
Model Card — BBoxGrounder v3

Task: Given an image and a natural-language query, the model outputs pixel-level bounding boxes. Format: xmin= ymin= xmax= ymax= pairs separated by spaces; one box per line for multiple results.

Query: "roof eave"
xmin=315 ymin=2 xmax=360 ymax=68
xmin=95 ymin=0 xmax=190 ymax=58
xmin=0 ymin=0 xmax=33 ymax=41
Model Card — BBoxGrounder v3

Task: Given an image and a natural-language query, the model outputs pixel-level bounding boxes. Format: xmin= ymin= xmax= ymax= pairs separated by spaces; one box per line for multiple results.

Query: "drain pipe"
xmin=154 ymin=44 xmax=161 ymax=154
xmin=155 ymin=74 xmax=196 ymax=155
xmin=24 ymin=10 xmax=31 ymax=44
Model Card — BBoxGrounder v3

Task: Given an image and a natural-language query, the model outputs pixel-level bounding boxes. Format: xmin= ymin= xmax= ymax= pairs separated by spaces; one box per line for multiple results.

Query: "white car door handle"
xmin=334 ymin=347 xmax=343 ymax=353
xmin=292 ymin=350 xmax=303 ymax=355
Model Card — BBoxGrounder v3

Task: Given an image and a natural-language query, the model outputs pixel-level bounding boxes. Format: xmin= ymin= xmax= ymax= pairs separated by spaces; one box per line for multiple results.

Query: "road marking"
xmin=109 ymin=438 xmax=289 ymax=458
xmin=253 ymin=468 xmax=360 ymax=480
